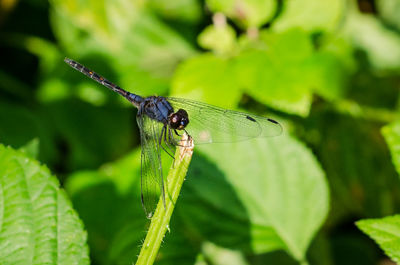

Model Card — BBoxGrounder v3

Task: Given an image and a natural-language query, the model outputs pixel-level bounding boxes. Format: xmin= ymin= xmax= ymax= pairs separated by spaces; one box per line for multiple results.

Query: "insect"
xmin=64 ymin=58 xmax=283 ymax=218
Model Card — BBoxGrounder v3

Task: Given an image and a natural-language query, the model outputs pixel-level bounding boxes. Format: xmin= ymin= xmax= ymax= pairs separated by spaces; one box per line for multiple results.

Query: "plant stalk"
xmin=135 ymin=134 xmax=194 ymax=265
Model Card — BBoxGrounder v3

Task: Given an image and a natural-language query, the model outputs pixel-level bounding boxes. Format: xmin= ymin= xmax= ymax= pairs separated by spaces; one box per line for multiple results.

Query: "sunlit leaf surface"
xmin=171 ymin=54 xmax=242 ymax=109
xmin=0 ymin=145 xmax=89 ymax=265
xmin=206 ymin=0 xmax=276 ymax=28
xmin=357 ymin=215 xmax=400 ymax=264
xmin=182 ymin=135 xmax=329 ymax=262
xmin=272 ymin=0 xmax=344 ymax=32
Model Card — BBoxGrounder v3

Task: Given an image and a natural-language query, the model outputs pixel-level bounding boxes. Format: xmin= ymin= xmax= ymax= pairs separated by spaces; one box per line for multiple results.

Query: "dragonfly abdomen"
xmin=64 ymin=57 xmax=144 ymax=108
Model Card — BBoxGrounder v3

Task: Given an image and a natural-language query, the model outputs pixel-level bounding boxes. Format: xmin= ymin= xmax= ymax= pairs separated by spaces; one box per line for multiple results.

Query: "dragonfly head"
xmin=169 ymin=109 xmax=189 ymax=130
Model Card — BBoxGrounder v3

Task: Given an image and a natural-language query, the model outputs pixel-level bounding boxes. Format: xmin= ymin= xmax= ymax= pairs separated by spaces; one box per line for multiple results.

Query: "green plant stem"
xmin=135 ymin=134 xmax=194 ymax=265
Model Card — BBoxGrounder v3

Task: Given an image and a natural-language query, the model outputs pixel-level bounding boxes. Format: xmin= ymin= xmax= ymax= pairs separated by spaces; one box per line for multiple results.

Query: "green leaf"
xmin=377 ymin=0 xmax=400 ymax=31
xmin=341 ymin=4 xmax=400 ymax=70
xmin=304 ymin=51 xmax=348 ymax=101
xmin=177 ymin=29 xmax=350 ymax=116
xmin=357 ymin=215 xmax=400 ymax=264
xmin=183 ymin=134 xmax=329 ymax=262
xmin=198 ymin=24 xmax=237 ymax=54
xmin=200 ymin=241 xmax=249 ymax=265
xmin=236 ymin=29 xmax=315 ymax=116
xmin=382 ymin=121 xmax=400 ymax=176
xmin=49 ymin=0 xmax=196 ymax=99
xmin=18 ymin=138 xmax=40 ymax=159
xmin=272 ymin=0 xmax=344 ymax=33
xmin=304 ymin=36 xmax=355 ymax=101
xmin=171 ymin=54 xmax=242 ymax=108
xmin=147 ymin=0 xmax=202 ymax=22
xmin=0 ymin=144 xmax=89 ymax=265
xmin=206 ymin=0 xmax=276 ymax=28
xmin=179 ymin=154 xmax=285 ymax=254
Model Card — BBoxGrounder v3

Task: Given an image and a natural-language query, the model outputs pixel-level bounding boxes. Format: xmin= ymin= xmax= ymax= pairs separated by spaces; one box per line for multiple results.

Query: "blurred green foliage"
xmin=1 ymin=0 xmax=400 ymax=264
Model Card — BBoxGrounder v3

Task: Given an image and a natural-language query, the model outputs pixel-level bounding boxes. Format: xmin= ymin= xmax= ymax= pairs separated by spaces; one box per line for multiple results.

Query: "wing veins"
xmin=167 ymin=97 xmax=281 ymax=144
xmin=138 ymin=113 xmax=165 ymax=218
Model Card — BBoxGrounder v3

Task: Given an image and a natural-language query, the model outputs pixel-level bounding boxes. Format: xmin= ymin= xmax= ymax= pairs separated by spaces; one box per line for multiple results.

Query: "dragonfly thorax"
xmin=168 ymin=109 xmax=189 ymax=130
xmin=141 ymin=96 xmax=174 ymax=123
xmin=140 ymin=96 xmax=190 ymax=130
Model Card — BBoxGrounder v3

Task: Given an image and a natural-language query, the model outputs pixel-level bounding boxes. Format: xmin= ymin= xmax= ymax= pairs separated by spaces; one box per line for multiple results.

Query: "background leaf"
xmin=18 ymin=138 xmax=40 ymax=159
xmin=272 ymin=0 xmax=344 ymax=33
xmin=148 ymin=0 xmax=202 ymax=22
xmin=382 ymin=121 xmax=400 ymax=176
xmin=171 ymin=54 xmax=242 ymax=108
xmin=341 ymin=2 xmax=400 ymax=70
xmin=180 ymin=135 xmax=329 ymax=262
xmin=48 ymin=0 xmax=196 ymax=101
xmin=377 ymin=0 xmax=400 ymax=31
xmin=235 ymin=29 xmax=315 ymax=116
xmin=0 ymin=145 xmax=89 ymax=265
xmin=205 ymin=0 xmax=277 ymax=28
xmin=198 ymin=22 xmax=237 ymax=54
xmin=357 ymin=215 xmax=400 ymax=264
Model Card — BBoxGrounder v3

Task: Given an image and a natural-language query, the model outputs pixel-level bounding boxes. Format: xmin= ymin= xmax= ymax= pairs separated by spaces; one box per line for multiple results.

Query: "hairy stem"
xmin=135 ymin=134 xmax=194 ymax=265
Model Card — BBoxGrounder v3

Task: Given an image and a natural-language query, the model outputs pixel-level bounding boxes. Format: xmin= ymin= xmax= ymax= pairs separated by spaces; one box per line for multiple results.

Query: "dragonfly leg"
xmin=164 ymin=128 xmax=178 ymax=168
xmin=164 ymin=126 xmax=176 ymax=155
xmin=181 ymin=129 xmax=192 ymax=147
xmin=159 ymin=125 xmax=174 ymax=159
xmin=168 ymin=127 xmax=184 ymax=147
xmin=168 ymin=127 xmax=175 ymax=143
xmin=184 ymin=129 xmax=193 ymax=142
xmin=172 ymin=129 xmax=192 ymax=147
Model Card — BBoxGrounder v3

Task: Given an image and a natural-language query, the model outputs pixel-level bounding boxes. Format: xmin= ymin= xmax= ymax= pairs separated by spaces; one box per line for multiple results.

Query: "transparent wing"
xmin=137 ymin=113 xmax=165 ymax=218
xmin=167 ymin=97 xmax=283 ymax=145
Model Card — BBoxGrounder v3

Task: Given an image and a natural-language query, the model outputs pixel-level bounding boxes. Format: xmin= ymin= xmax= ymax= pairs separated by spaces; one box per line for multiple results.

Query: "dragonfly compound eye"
xmin=169 ymin=109 xmax=189 ymax=130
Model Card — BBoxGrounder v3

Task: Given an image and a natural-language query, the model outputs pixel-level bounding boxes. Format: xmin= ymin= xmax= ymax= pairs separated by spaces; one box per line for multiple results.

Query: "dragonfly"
xmin=64 ymin=58 xmax=283 ymax=218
